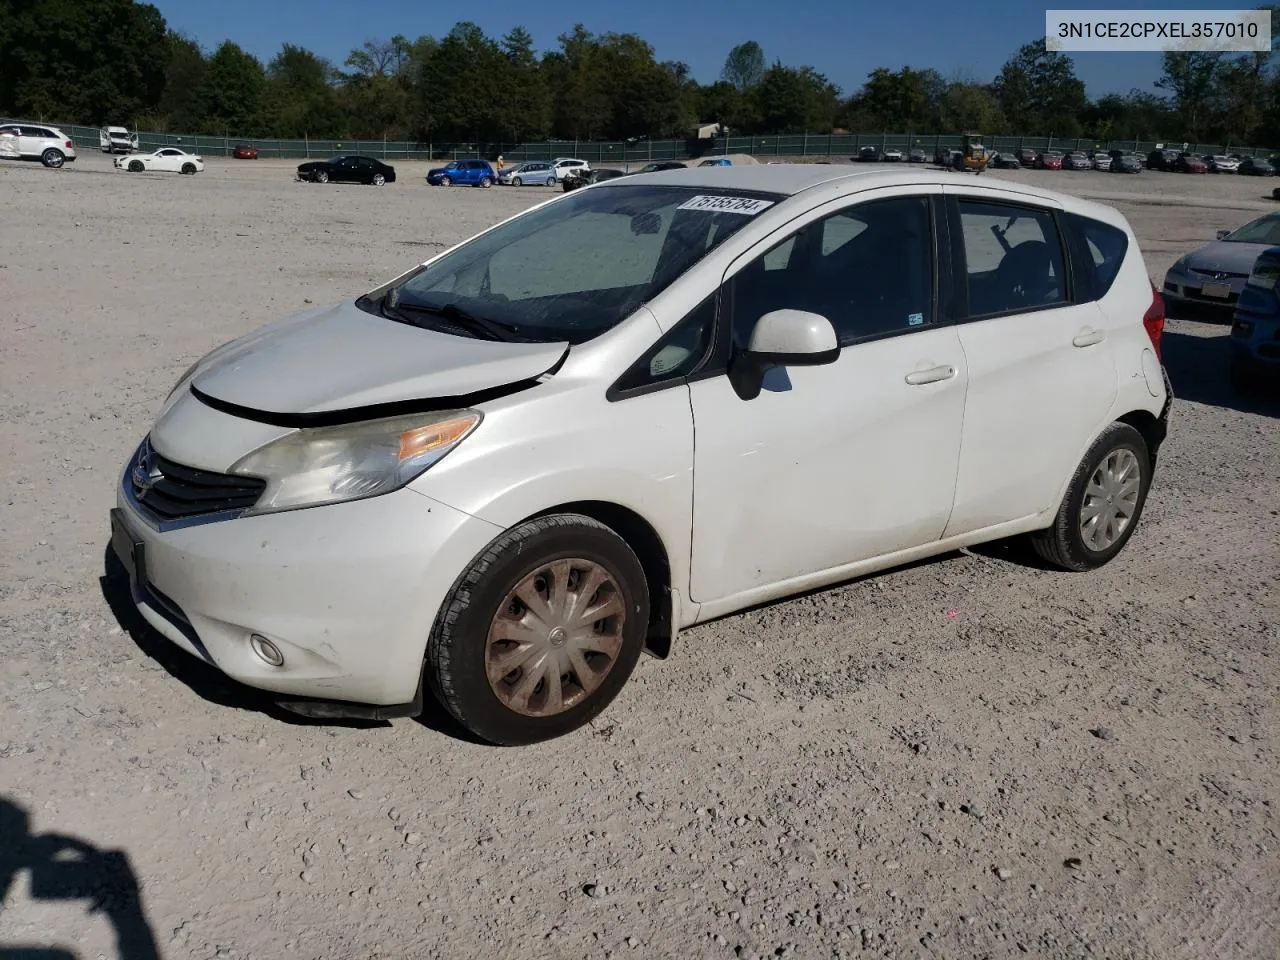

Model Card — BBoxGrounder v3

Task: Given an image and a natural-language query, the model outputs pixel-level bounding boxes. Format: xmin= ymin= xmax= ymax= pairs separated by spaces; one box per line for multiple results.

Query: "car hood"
xmin=189 ymin=299 xmax=569 ymax=420
xmin=1182 ymin=241 xmax=1270 ymax=274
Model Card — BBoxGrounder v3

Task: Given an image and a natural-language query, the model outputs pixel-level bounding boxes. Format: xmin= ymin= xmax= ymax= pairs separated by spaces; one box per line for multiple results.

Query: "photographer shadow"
xmin=0 ymin=798 xmax=159 ymax=960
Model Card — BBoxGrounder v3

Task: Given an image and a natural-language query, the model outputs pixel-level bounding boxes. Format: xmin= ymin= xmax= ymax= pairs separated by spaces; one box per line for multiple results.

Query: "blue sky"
xmin=148 ymin=0 xmax=1230 ymax=98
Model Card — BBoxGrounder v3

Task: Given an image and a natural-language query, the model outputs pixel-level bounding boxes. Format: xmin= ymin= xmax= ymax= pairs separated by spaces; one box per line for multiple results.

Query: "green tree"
xmin=721 ymin=41 xmax=765 ymax=91
xmin=2 ymin=0 xmax=168 ymax=121
xmin=155 ymin=31 xmax=207 ymax=132
xmin=752 ymin=62 xmax=839 ymax=133
xmin=419 ymin=22 xmax=505 ymax=140
xmin=545 ymin=25 xmax=612 ymax=139
xmin=199 ymin=41 xmax=266 ymax=134
xmin=939 ymin=82 xmax=1005 ymax=132
xmin=497 ymin=27 xmax=550 ymax=141
xmin=994 ymin=39 xmax=1087 ymax=136
xmin=263 ymin=44 xmax=343 ymax=137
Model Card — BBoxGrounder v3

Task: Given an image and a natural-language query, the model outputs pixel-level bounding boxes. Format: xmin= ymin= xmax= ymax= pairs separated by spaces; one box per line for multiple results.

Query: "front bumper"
xmin=1162 ymin=269 xmax=1246 ymax=308
xmin=112 ymin=461 xmax=503 ymax=708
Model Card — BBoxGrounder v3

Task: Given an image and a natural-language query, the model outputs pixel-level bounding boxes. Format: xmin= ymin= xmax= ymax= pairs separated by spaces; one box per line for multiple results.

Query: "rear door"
xmin=0 ymin=126 xmax=19 ymax=160
xmin=940 ymin=187 xmax=1117 ymax=537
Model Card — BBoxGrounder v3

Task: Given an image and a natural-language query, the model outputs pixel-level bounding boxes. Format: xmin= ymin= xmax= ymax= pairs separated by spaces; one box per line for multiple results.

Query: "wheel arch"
xmin=1115 ymin=408 xmax=1166 ymax=468
xmin=521 ymin=500 xmax=675 ymax=659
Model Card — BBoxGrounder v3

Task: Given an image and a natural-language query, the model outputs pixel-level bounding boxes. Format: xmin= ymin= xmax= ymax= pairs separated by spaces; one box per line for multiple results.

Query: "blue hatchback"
xmin=426 ymin=158 xmax=496 ymax=187
xmin=1229 ymin=245 xmax=1280 ymax=392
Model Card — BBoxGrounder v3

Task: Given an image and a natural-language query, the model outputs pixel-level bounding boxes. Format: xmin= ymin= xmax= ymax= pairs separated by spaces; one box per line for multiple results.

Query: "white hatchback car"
xmin=112 ymin=166 xmax=1171 ymax=745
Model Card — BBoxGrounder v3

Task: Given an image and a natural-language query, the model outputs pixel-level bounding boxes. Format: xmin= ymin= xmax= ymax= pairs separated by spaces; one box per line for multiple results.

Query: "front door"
xmin=688 ymin=190 xmax=969 ymax=605
xmin=940 ymin=189 xmax=1117 ymax=536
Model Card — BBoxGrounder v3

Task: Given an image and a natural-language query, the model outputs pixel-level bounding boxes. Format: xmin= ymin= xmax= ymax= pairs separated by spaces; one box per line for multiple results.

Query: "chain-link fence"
xmin=42 ymin=122 xmax=1280 ymax=164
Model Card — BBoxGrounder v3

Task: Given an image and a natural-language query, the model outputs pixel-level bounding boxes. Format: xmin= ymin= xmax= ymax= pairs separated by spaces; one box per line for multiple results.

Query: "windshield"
xmin=367 ymin=184 xmax=783 ymax=344
xmin=327 ymin=156 xmax=346 ymax=164
xmin=1224 ymin=214 xmax=1280 ymax=244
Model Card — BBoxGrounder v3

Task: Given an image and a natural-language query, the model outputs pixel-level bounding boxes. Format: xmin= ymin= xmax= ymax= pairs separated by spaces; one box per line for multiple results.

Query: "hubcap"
xmin=1079 ymin=448 xmax=1141 ymax=551
xmin=486 ymin=558 xmax=625 ymax=718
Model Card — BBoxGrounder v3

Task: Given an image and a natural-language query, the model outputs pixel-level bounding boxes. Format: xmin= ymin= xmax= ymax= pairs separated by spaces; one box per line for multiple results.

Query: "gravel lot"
xmin=1 ymin=152 xmax=1276 ymax=960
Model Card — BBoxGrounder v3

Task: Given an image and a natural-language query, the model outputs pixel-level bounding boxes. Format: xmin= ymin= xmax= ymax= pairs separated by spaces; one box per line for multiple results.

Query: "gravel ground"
xmin=0 ymin=153 xmax=1276 ymax=960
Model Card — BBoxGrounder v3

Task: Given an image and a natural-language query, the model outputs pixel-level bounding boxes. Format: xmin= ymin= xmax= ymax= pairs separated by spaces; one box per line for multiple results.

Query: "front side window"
xmin=367 ymin=185 xmax=782 ymax=344
xmin=729 ymin=195 xmax=934 ymax=348
xmin=957 ymin=200 xmax=1066 ymax=317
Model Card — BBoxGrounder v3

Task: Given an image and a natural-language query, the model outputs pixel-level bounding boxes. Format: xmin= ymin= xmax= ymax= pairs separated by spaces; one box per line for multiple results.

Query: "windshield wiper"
xmin=383 ymin=297 xmax=523 ymax=342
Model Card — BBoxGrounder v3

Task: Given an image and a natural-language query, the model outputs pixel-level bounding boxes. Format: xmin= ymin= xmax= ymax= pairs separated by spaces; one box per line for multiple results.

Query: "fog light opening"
xmin=250 ymin=633 xmax=284 ymax=667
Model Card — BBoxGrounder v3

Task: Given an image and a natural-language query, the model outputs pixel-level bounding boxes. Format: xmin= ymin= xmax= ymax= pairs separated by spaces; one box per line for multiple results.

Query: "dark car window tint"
xmin=730 ymin=196 xmax=934 ymax=348
xmin=1075 ymin=215 xmax=1128 ymax=297
xmin=957 ymin=200 xmax=1066 ymax=317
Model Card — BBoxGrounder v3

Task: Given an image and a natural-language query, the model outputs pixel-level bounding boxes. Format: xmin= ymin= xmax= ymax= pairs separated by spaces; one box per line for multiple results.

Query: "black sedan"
xmin=1239 ymin=157 xmax=1275 ymax=176
xmin=296 ymin=155 xmax=396 ymax=185
xmin=990 ymin=153 xmax=1021 ymax=169
xmin=635 ymin=161 xmax=687 ymax=173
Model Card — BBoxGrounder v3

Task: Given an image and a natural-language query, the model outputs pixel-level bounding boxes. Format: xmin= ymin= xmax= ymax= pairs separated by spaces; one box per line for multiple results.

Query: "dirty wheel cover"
xmin=486 ymin=559 xmax=625 ymax=717
xmin=1079 ymin=448 xmax=1141 ymax=551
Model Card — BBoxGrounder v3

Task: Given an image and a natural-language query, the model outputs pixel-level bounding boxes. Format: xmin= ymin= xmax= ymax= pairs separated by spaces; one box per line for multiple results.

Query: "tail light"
xmin=65 ymin=140 xmax=73 ymax=149
xmin=1143 ymin=281 xmax=1165 ymax=361
xmin=1246 ymin=254 xmax=1280 ymax=290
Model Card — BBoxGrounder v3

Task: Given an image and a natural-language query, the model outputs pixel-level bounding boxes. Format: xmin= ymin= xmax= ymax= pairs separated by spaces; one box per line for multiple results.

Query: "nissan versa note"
xmin=112 ymin=166 xmax=1171 ymax=745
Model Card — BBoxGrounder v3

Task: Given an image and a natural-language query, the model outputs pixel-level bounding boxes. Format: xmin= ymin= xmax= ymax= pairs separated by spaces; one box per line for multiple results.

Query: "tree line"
xmin=2 ymin=0 xmax=1278 ymax=146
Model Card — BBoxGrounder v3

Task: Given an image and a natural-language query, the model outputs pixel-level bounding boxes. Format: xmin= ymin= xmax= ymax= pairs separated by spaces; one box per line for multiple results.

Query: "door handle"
xmin=1073 ymin=328 xmax=1106 ymax=347
xmin=904 ymin=364 xmax=957 ymax=385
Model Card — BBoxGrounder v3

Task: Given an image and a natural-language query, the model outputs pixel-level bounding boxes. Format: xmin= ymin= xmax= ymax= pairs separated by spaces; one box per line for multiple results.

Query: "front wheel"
xmin=372 ymin=173 xmax=385 ymax=186
xmin=128 ymin=159 xmax=144 ymax=172
xmin=315 ymin=170 xmax=329 ymax=184
xmin=427 ymin=514 xmax=650 ymax=746
xmin=512 ymin=176 xmax=523 ymax=187
xmin=41 ymin=149 xmax=65 ymax=169
xmin=1030 ymin=423 xmax=1152 ymax=571
xmin=440 ymin=175 xmax=452 ymax=186
xmin=180 ymin=163 xmax=196 ymax=175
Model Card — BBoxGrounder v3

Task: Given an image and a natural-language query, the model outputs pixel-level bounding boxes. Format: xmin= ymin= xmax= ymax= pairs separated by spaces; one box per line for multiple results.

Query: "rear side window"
xmin=1071 ymin=214 xmax=1129 ymax=299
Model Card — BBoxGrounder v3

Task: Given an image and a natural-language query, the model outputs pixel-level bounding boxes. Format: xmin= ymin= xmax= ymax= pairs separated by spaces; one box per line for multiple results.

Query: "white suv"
xmin=552 ymin=157 xmax=590 ymax=180
xmin=112 ymin=167 xmax=1170 ymax=745
xmin=0 ymin=121 xmax=77 ymax=168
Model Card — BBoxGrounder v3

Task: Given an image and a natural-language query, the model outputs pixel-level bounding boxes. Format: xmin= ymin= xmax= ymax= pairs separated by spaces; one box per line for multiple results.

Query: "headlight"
xmin=229 ymin=410 xmax=480 ymax=515
xmin=1247 ymin=258 xmax=1280 ymax=290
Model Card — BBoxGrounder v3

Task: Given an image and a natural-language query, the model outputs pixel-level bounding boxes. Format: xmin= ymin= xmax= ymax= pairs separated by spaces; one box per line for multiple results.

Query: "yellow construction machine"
xmin=952 ymin=132 xmax=991 ymax=174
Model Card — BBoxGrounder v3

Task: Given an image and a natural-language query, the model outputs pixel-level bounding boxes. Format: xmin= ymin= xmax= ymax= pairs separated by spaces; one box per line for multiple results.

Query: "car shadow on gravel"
xmin=0 ymin=797 xmax=159 ymax=960
xmin=98 ymin=546 xmax=478 ymax=741
xmin=1161 ymin=330 xmax=1280 ymax=417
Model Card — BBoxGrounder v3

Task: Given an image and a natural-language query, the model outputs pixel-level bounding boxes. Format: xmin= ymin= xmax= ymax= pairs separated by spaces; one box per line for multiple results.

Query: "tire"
xmin=315 ymin=170 xmax=329 ymax=184
xmin=128 ymin=160 xmax=144 ymax=173
xmin=440 ymin=175 xmax=452 ymax=186
xmin=181 ymin=163 xmax=196 ymax=175
xmin=512 ymin=176 xmax=523 ymax=187
xmin=427 ymin=513 xmax=650 ymax=746
xmin=41 ymin=149 xmax=65 ymax=169
xmin=478 ymin=176 xmax=492 ymax=188
xmin=1030 ymin=423 xmax=1152 ymax=572
xmin=372 ymin=173 xmax=385 ymax=186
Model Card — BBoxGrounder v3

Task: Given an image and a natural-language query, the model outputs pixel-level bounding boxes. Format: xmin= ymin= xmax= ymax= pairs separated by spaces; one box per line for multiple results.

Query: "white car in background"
xmin=116 ymin=147 xmax=205 ymax=175
xmin=1208 ymin=155 xmax=1240 ymax=173
xmin=100 ymin=126 xmax=139 ymax=153
xmin=0 ymin=121 xmax=77 ymax=167
xmin=552 ymin=157 xmax=590 ymax=181
xmin=111 ymin=166 xmax=1170 ymax=746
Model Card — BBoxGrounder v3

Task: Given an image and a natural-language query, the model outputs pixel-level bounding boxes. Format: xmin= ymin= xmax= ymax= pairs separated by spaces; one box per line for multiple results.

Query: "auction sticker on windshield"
xmin=677 ymin=195 xmax=775 ymax=215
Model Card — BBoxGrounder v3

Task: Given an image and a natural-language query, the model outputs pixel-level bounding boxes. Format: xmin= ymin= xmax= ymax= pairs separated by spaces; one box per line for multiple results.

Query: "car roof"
xmin=595 ymin=165 xmax=1124 ymax=221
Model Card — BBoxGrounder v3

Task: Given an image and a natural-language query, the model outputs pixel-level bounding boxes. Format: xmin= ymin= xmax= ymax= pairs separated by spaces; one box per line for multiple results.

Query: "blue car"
xmin=1229 ymin=245 xmax=1280 ymax=393
xmin=698 ymin=157 xmax=731 ymax=167
xmin=426 ymin=158 xmax=496 ymax=187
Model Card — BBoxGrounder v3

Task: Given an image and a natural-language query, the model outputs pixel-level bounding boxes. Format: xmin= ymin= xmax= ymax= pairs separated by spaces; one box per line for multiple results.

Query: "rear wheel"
xmin=128 ymin=159 xmax=144 ymax=172
xmin=478 ymin=175 xmax=492 ymax=188
xmin=41 ymin=149 xmax=65 ymax=169
xmin=427 ymin=514 xmax=649 ymax=746
xmin=1030 ymin=423 xmax=1151 ymax=571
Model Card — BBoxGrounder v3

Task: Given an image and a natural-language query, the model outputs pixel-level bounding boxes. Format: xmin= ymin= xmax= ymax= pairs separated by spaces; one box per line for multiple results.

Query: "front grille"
xmin=1190 ymin=269 xmax=1248 ymax=280
xmin=129 ymin=439 xmax=265 ymax=522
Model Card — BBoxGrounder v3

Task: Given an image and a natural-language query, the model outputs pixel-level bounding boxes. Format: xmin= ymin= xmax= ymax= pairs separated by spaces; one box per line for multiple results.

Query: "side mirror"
xmin=730 ymin=310 xmax=839 ymax=400
xmin=1217 ymin=229 xmax=1231 ymax=240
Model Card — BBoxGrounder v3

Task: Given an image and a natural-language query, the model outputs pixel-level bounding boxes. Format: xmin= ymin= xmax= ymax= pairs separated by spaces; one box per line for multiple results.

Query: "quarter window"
xmin=729 ymin=196 xmax=934 ymax=348
xmin=957 ymin=200 xmax=1066 ymax=316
